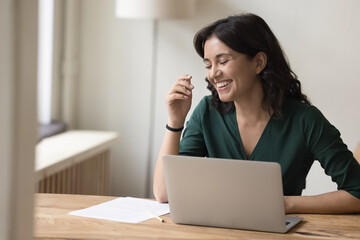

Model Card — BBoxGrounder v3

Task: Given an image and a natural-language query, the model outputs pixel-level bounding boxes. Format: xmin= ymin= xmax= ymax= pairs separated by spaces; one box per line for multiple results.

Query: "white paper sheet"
xmin=68 ymin=197 xmax=169 ymax=223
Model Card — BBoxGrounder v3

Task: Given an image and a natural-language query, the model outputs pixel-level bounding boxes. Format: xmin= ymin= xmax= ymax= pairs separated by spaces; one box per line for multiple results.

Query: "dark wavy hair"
xmin=193 ymin=13 xmax=310 ymax=116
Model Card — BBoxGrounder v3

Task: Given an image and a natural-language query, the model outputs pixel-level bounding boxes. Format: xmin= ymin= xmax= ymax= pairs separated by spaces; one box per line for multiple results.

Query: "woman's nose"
xmin=209 ymin=66 xmax=221 ymax=81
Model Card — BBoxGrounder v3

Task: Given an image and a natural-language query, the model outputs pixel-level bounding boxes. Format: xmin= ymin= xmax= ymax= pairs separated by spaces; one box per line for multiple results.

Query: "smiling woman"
xmin=153 ymin=13 xmax=360 ymax=214
xmin=194 ymin=14 xmax=310 ymax=117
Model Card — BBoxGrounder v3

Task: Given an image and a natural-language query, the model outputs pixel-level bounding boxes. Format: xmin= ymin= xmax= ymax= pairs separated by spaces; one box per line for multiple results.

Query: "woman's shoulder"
xmin=190 ymin=95 xmax=224 ymax=121
xmin=198 ymin=95 xmax=213 ymax=105
xmin=283 ymin=98 xmax=322 ymax=120
xmin=282 ymin=98 xmax=334 ymax=133
xmin=193 ymin=95 xmax=214 ymax=113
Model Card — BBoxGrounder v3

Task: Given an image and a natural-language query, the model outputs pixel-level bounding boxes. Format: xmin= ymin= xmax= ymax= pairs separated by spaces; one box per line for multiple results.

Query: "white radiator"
xmin=35 ymin=130 xmax=118 ymax=195
xmin=37 ymin=151 xmax=110 ymax=195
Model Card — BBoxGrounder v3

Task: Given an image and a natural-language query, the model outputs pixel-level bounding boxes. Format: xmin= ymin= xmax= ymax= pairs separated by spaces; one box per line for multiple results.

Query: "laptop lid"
xmin=163 ymin=155 xmax=302 ymax=233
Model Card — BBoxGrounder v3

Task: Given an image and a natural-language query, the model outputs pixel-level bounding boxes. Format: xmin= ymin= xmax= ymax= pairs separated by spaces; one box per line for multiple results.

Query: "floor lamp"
xmin=115 ymin=0 xmax=195 ymax=197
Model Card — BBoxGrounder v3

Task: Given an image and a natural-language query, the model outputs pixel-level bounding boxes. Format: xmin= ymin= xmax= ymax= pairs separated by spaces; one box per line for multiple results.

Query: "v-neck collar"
xmin=231 ymin=111 xmax=273 ymax=160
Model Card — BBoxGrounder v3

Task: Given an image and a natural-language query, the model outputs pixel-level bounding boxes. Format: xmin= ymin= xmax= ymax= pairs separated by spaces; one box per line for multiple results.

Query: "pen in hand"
xmin=144 ymin=209 xmax=165 ymax=223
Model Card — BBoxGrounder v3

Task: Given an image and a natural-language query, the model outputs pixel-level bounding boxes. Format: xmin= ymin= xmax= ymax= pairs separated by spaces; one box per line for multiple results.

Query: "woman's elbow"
xmin=155 ymin=195 xmax=168 ymax=203
xmin=154 ymin=187 xmax=168 ymax=203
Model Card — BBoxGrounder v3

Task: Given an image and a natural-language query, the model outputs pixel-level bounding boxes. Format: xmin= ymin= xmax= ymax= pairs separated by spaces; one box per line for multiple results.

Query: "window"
xmin=37 ymin=0 xmax=66 ymax=140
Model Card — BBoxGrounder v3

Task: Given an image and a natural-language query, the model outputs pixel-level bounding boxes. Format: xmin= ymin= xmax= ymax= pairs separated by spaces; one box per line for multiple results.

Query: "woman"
xmin=153 ymin=13 xmax=360 ymax=213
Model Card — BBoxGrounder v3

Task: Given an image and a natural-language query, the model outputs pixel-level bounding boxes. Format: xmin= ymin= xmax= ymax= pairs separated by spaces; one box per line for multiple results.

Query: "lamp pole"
xmin=145 ymin=19 xmax=159 ymax=198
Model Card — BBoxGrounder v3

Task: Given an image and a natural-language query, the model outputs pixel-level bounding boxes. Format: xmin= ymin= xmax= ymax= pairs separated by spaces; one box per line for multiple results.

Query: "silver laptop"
xmin=163 ymin=155 xmax=302 ymax=233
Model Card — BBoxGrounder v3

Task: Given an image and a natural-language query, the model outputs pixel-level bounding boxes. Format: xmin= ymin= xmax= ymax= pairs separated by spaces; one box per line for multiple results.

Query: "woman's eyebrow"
xmin=203 ymin=53 xmax=233 ymax=62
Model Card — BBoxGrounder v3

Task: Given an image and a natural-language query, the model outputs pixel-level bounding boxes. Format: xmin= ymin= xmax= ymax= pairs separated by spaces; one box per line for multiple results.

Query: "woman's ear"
xmin=255 ymin=52 xmax=267 ymax=74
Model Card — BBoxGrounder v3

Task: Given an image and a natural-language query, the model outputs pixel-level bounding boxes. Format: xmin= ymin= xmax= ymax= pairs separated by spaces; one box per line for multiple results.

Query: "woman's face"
xmin=203 ymin=35 xmax=262 ymax=103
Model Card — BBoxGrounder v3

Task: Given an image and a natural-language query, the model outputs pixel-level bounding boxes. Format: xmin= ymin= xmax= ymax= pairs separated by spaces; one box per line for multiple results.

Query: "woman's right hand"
xmin=166 ymin=74 xmax=194 ymax=128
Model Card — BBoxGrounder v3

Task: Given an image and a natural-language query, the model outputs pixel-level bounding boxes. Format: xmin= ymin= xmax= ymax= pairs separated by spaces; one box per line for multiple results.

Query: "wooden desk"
xmin=34 ymin=193 xmax=360 ymax=240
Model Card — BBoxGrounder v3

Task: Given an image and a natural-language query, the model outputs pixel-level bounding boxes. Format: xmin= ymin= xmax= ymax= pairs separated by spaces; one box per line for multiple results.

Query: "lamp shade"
xmin=115 ymin=0 xmax=195 ymax=19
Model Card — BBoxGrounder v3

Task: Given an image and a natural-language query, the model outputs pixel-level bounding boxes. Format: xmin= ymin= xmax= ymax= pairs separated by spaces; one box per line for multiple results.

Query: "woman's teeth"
xmin=217 ymin=81 xmax=231 ymax=88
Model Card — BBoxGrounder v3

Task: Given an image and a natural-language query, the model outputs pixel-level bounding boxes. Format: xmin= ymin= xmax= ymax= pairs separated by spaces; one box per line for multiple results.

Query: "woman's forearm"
xmin=154 ymin=74 xmax=193 ymax=202
xmin=153 ymin=130 xmax=182 ymax=203
xmin=285 ymin=190 xmax=360 ymax=214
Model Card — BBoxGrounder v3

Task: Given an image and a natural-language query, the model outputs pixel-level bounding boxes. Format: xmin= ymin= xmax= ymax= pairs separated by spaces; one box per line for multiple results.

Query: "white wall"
xmin=78 ymin=0 xmax=153 ymax=197
xmin=77 ymin=0 xmax=360 ymax=197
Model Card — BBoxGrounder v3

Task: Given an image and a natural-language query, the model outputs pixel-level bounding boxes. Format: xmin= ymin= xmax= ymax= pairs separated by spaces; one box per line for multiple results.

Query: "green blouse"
xmin=179 ymin=96 xmax=360 ymax=198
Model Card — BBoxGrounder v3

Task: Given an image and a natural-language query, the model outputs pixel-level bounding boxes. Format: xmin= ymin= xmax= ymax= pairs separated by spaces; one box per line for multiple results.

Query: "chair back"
xmin=354 ymin=143 xmax=360 ymax=163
